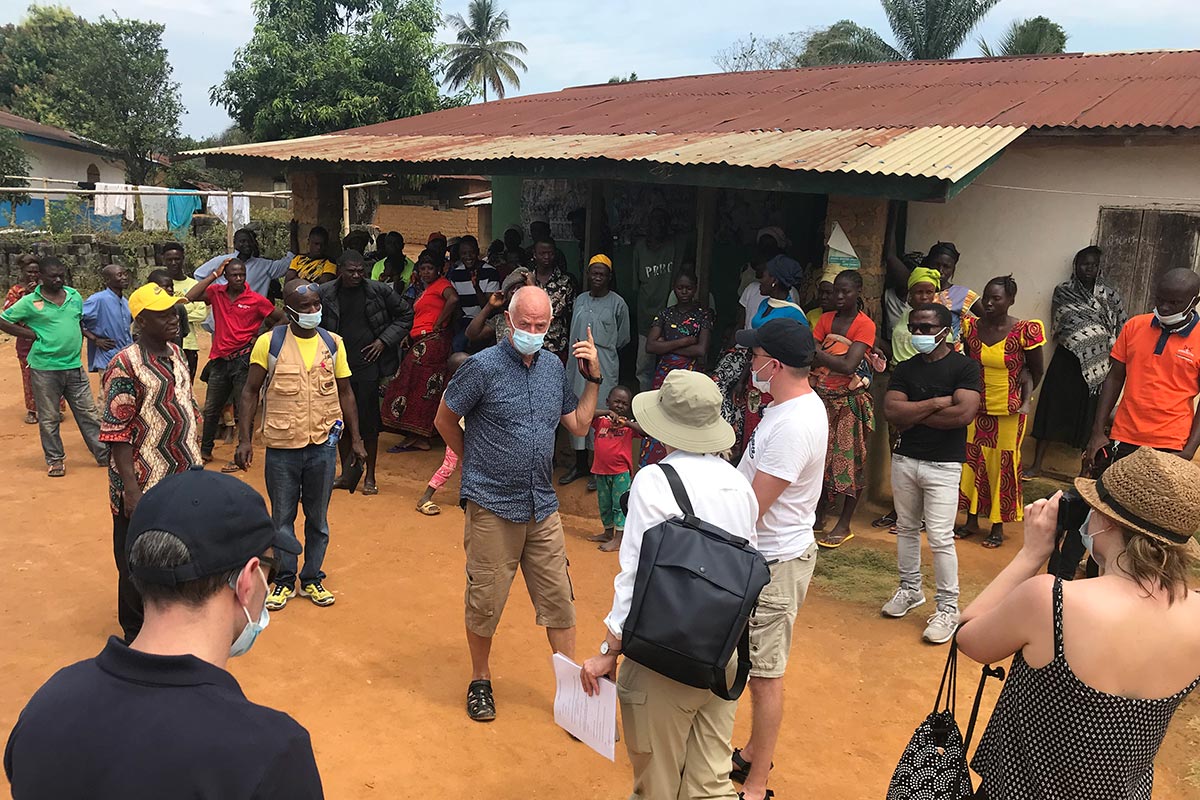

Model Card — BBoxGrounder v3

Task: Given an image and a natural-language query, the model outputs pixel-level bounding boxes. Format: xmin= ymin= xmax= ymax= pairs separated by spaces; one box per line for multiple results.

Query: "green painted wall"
xmin=489 ymin=176 xmax=522 ymax=240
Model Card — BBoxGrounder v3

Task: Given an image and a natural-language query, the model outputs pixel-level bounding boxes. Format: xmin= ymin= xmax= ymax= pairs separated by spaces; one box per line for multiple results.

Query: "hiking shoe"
xmin=265 ymin=584 xmax=293 ymax=611
xmin=301 ymin=581 xmax=335 ymax=607
xmin=882 ymin=588 xmax=926 ymax=618
xmin=923 ymin=608 xmax=960 ymax=645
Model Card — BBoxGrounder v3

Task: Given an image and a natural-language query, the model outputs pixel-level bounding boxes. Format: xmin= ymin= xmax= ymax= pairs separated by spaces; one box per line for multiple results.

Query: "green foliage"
xmin=212 ymin=0 xmax=451 ymax=142
xmin=980 ymin=16 xmax=1069 ymax=58
xmin=0 ymin=6 xmax=183 ymax=186
xmin=714 ymin=32 xmax=808 ymax=72
xmin=443 ymin=0 xmax=527 ymax=102
xmin=607 ymin=72 xmax=638 ymax=84
xmin=0 ymin=128 xmax=31 ymax=209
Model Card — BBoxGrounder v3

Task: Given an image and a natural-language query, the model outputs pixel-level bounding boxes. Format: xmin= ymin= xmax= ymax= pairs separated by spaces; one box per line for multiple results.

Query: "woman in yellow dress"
xmin=956 ymin=275 xmax=1045 ymax=548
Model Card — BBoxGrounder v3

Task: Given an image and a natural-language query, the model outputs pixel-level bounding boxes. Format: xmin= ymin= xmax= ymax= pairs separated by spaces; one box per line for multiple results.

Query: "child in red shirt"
xmin=589 ymin=385 xmax=640 ymax=552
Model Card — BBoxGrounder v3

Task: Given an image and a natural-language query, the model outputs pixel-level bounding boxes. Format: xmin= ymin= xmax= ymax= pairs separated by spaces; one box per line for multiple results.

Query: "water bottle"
xmin=326 ymin=419 xmax=344 ymax=448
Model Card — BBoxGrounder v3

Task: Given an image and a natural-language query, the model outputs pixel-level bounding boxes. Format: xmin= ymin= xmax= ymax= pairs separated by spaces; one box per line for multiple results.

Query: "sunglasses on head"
xmin=293 ymin=283 xmax=319 ymax=295
xmin=907 ymin=323 xmax=946 ymax=335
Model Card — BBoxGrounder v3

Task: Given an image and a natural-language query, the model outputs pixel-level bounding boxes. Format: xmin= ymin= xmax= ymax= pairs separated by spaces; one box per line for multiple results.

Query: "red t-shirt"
xmin=412 ymin=277 xmax=453 ymax=336
xmin=592 ymin=416 xmax=634 ymax=475
xmin=206 ymin=284 xmax=276 ymax=359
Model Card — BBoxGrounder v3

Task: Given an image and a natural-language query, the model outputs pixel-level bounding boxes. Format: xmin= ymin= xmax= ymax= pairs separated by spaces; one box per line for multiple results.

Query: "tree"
xmin=608 ymin=72 xmax=638 ymax=84
xmin=714 ymin=32 xmax=806 ymax=72
xmin=443 ymin=0 xmax=528 ymax=102
xmin=213 ymin=0 xmax=454 ymax=141
xmin=0 ymin=128 xmax=31 ymax=208
xmin=0 ymin=6 xmax=182 ymax=185
xmin=980 ymin=16 xmax=1068 ymax=58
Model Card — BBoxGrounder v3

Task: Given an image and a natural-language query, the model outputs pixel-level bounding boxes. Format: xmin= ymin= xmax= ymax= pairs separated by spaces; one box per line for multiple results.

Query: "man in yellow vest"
xmin=235 ymin=279 xmax=367 ymax=610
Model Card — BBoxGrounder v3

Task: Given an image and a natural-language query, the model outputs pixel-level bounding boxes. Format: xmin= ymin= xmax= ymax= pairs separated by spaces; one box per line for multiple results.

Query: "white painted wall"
xmin=20 ymin=140 xmax=125 ymax=199
xmin=907 ymin=136 xmax=1200 ymax=329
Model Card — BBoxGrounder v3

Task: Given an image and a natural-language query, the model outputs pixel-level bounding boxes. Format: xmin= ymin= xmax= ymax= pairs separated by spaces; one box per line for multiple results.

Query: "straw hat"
xmin=1074 ymin=448 xmax=1200 ymax=545
xmin=632 ymin=371 xmax=734 ymax=455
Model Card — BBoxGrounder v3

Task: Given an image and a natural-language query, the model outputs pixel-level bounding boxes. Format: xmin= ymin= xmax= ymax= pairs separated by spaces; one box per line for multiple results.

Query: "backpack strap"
xmin=658 ymin=463 xmax=695 ymax=516
xmin=266 ymin=325 xmax=288 ymax=378
xmin=315 ymin=327 xmax=338 ymax=357
xmin=710 ymin=626 xmax=752 ymax=701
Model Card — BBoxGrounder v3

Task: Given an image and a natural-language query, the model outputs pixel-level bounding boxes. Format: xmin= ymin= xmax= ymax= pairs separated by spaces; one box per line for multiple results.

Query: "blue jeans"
xmin=265 ymin=442 xmax=337 ymax=588
xmin=29 ymin=367 xmax=108 ymax=465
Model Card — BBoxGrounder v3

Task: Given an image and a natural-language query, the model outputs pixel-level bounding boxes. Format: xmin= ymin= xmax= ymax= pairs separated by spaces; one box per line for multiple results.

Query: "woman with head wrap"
xmin=925 ymin=241 xmax=982 ymax=340
xmin=806 ymin=265 xmax=842 ymax=328
xmin=712 ymin=255 xmax=810 ymax=460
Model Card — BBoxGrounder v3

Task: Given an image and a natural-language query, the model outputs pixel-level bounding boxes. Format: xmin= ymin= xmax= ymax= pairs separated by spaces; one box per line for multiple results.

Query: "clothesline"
xmin=0 ymin=187 xmax=291 ymax=197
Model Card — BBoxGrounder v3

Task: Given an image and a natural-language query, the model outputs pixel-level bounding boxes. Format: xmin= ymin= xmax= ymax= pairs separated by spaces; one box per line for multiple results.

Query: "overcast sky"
xmin=3 ymin=0 xmax=1198 ymax=138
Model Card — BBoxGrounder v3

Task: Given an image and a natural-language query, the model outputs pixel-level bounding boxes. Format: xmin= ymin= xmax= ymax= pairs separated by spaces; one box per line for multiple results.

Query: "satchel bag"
xmin=886 ymin=636 xmax=1005 ymax=799
xmin=621 ymin=463 xmax=771 ymax=701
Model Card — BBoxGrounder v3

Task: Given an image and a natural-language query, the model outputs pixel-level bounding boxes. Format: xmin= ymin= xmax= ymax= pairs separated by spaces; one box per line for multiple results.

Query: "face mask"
xmin=287 ymin=306 xmax=322 ymax=330
xmin=510 ymin=326 xmax=546 ymax=355
xmin=1078 ymin=510 xmax=1095 ymax=556
xmin=911 ymin=329 xmax=947 ymax=354
xmin=229 ymin=568 xmax=270 ymax=658
xmin=751 ymin=362 xmax=776 ymax=393
xmin=1154 ymin=296 xmax=1198 ymax=327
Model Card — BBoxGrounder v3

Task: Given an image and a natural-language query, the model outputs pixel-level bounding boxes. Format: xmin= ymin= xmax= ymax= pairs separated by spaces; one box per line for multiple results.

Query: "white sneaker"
xmin=923 ymin=608 xmax=961 ymax=644
xmin=882 ymin=587 xmax=926 ymax=618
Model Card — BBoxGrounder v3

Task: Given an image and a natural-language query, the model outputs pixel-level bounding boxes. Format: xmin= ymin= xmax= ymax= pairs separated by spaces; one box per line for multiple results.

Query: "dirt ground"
xmin=1 ymin=336 xmax=1197 ymax=799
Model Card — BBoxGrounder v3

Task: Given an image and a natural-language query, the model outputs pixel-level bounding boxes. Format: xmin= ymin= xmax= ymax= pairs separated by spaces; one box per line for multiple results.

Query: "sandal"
xmin=467 ymin=679 xmax=496 ymax=722
xmin=23 ymin=411 xmax=37 ymax=425
xmin=361 ymin=480 xmax=379 ymax=496
xmin=817 ymin=531 xmax=854 ymax=549
xmin=953 ymin=526 xmax=977 ymax=540
xmin=47 ymin=462 xmax=65 ymax=478
xmin=221 ymin=461 xmax=241 ymax=473
xmin=982 ymin=531 xmax=1004 ymax=549
xmin=871 ymin=512 xmax=897 ymax=529
xmin=730 ymin=748 xmax=774 ymax=784
xmin=416 ymin=500 xmax=441 ymax=516
xmin=737 ymin=792 xmax=774 ymax=800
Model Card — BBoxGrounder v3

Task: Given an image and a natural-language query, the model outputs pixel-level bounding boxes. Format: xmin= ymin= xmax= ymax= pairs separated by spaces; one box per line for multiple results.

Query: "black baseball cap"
xmin=736 ymin=318 xmax=816 ymax=368
xmin=127 ymin=467 xmax=300 ymax=586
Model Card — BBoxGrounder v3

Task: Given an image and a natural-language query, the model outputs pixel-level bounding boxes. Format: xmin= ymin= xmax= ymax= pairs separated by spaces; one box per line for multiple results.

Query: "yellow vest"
xmin=261 ymin=329 xmax=342 ymax=449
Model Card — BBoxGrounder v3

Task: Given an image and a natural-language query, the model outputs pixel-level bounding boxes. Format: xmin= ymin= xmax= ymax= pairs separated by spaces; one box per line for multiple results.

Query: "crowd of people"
xmin=3 ymin=211 xmax=1200 ymax=800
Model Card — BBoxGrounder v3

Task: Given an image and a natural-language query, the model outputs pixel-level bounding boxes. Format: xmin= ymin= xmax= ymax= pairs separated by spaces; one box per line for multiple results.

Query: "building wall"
xmin=374 ymin=204 xmax=483 ymax=251
xmin=21 ymin=140 xmax=126 ymax=197
xmin=908 ymin=136 xmax=1200 ymax=330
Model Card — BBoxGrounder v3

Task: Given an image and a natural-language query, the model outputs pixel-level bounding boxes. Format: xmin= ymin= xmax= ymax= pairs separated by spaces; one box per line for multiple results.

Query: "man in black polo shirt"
xmin=882 ymin=302 xmax=981 ymax=645
xmin=4 ymin=470 xmax=324 ymax=800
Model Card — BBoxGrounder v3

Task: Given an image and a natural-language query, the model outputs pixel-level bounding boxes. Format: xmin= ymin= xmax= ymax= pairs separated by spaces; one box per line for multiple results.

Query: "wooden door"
xmin=1097 ymin=208 xmax=1200 ymax=316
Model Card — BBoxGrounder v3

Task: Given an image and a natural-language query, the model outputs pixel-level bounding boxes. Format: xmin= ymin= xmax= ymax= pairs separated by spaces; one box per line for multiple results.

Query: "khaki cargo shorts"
xmin=463 ymin=501 xmax=576 ymax=638
xmin=749 ymin=543 xmax=818 ymax=678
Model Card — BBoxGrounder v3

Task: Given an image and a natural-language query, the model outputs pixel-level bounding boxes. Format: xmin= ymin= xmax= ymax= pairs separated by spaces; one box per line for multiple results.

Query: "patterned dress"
xmin=639 ymin=304 xmax=716 ymax=466
xmin=812 ymin=311 xmax=878 ymax=498
xmin=958 ymin=316 xmax=1045 ymax=523
xmin=382 ymin=277 xmax=453 ymax=438
xmin=99 ymin=342 xmax=203 ymax=515
xmin=4 ymin=283 xmax=35 ymax=414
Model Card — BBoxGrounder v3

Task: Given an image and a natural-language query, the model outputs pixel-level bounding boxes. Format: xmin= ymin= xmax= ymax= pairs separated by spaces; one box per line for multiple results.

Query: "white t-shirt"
xmin=604 ymin=450 xmax=758 ymax=638
xmin=737 ymin=391 xmax=828 ymax=561
xmin=739 ymin=282 xmax=801 ymax=331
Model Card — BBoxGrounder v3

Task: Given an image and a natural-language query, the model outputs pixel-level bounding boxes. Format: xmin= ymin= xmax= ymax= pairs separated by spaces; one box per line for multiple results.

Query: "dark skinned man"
xmin=163 ymin=242 xmax=207 ymax=380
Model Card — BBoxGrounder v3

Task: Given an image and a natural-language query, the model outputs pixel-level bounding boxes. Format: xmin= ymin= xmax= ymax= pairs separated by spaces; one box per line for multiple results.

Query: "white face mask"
xmin=287 ymin=306 xmax=322 ymax=330
xmin=1154 ymin=296 xmax=1198 ymax=328
xmin=229 ymin=567 xmax=270 ymax=658
xmin=751 ymin=361 xmax=776 ymax=394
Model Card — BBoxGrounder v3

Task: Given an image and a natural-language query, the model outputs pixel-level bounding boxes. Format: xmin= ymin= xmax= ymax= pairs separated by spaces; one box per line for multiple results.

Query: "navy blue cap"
xmin=736 ymin=318 xmax=815 ymax=368
xmin=127 ymin=468 xmax=299 ymax=586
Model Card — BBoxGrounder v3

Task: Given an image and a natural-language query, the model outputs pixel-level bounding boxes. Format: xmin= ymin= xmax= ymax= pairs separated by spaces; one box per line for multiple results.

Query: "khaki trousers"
xmin=617 ymin=658 xmax=738 ymax=800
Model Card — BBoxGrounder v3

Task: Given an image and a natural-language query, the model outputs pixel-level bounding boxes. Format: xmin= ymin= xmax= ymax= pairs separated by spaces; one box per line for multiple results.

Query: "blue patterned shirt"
xmin=444 ymin=338 xmax=578 ymax=522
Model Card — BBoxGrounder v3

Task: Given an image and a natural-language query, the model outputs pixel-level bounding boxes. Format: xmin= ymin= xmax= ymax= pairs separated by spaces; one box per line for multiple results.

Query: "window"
xmin=1097 ymin=208 xmax=1200 ymax=315
xmin=272 ymin=177 xmax=290 ymax=209
xmin=86 ymin=163 xmax=100 ymax=184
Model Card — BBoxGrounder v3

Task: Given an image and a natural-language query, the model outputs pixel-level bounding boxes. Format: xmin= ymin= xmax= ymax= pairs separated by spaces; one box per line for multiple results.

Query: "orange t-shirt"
xmin=812 ymin=311 xmax=877 ymax=391
xmin=1110 ymin=313 xmax=1200 ymax=450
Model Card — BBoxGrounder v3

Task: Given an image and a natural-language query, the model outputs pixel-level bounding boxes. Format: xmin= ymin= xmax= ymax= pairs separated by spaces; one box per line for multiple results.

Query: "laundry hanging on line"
xmin=207 ymin=194 xmax=250 ymax=229
xmin=139 ymin=187 xmax=170 ymax=231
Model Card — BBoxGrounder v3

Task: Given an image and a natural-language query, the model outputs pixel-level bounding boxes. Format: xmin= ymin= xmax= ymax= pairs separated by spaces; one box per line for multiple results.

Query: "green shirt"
xmin=632 ymin=237 xmax=683 ymax=335
xmin=371 ymin=257 xmax=415 ymax=285
xmin=1 ymin=286 xmax=85 ymax=371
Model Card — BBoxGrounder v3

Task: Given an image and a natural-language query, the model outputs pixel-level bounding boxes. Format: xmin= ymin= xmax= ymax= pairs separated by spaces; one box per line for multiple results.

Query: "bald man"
xmin=1087 ymin=267 xmax=1200 ymax=467
xmin=82 ymin=263 xmax=133 ymax=372
xmin=435 ymin=286 xmax=602 ymax=722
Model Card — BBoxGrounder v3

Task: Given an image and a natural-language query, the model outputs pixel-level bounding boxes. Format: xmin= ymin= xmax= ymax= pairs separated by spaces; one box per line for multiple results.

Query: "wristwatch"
xmin=585 ymin=373 xmax=603 ymax=385
xmin=600 ymin=640 xmax=620 ymax=656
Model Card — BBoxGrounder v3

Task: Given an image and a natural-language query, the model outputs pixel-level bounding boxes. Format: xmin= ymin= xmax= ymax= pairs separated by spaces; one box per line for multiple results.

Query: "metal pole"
xmin=226 ymin=189 xmax=234 ymax=251
xmin=341 ymin=180 xmax=386 ymax=239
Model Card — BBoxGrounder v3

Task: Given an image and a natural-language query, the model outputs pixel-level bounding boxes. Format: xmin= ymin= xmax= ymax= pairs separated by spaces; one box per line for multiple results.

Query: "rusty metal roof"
xmin=191 ymin=126 xmax=1024 ymax=181
xmin=0 ymin=109 xmax=116 ymax=154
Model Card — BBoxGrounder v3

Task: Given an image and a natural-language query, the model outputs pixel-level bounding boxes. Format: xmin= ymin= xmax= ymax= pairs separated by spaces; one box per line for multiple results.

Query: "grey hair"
xmin=129 ymin=530 xmax=239 ymax=607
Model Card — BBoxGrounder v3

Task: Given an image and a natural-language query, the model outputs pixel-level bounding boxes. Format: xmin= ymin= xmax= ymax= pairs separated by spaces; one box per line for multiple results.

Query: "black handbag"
xmin=886 ymin=636 xmax=1005 ymax=799
xmin=621 ymin=463 xmax=771 ymax=701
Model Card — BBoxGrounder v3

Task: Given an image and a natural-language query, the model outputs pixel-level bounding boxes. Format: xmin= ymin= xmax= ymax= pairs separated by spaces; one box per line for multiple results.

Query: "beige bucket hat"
xmin=632 ymin=370 xmax=735 ymax=455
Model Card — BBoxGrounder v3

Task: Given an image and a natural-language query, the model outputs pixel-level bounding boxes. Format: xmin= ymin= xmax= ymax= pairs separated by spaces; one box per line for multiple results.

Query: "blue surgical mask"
xmin=911 ymin=328 xmax=947 ymax=354
xmin=229 ymin=568 xmax=270 ymax=658
xmin=1079 ymin=510 xmax=1095 ymax=555
xmin=510 ymin=326 xmax=546 ymax=355
xmin=287 ymin=306 xmax=322 ymax=330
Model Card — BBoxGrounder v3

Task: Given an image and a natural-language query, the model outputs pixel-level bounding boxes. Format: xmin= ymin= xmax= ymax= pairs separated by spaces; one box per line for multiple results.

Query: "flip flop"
xmin=47 ymin=462 xmax=65 ymax=478
xmin=982 ymin=532 xmax=1004 ymax=549
xmin=361 ymin=481 xmax=379 ymax=496
xmin=416 ymin=500 xmax=441 ymax=516
xmin=387 ymin=442 xmax=418 ymax=453
xmin=872 ymin=513 xmax=897 ymax=529
xmin=221 ymin=461 xmax=241 ymax=473
xmin=23 ymin=412 xmax=37 ymax=425
xmin=817 ymin=532 xmax=855 ymax=549
xmin=953 ymin=526 xmax=977 ymax=540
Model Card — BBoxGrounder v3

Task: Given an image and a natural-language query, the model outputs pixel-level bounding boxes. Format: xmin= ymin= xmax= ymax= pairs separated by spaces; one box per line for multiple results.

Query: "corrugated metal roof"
xmin=0 ymin=109 xmax=116 ymax=154
xmin=191 ymin=125 xmax=1024 ymax=182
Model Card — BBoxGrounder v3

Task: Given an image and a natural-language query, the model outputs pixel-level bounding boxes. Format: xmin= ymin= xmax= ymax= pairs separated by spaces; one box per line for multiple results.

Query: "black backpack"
xmin=621 ymin=463 xmax=771 ymax=700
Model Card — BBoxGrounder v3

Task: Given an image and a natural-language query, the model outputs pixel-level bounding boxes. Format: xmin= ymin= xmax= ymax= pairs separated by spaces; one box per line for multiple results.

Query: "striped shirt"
xmin=447 ymin=261 xmax=501 ymax=320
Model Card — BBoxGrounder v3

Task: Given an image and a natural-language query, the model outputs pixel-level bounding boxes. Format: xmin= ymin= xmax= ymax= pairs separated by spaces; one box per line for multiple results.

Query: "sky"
xmin=3 ymin=0 xmax=1199 ymax=138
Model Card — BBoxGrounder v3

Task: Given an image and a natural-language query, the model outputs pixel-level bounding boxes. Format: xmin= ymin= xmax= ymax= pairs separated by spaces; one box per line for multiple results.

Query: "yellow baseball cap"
xmin=129 ymin=282 xmax=184 ymax=319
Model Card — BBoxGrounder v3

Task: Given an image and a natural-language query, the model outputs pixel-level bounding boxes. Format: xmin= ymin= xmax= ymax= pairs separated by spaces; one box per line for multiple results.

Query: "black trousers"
xmin=113 ymin=503 xmax=144 ymax=643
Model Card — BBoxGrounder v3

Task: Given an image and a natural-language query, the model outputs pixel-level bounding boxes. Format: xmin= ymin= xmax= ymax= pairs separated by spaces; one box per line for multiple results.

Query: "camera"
xmin=1056 ymin=489 xmax=1090 ymax=535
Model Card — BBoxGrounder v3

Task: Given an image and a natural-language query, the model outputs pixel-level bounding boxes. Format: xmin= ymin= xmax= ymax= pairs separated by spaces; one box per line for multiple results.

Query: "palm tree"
xmin=805 ymin=0 xmax=1001 ymax=64
xmin=980 ymin=17 xmax=1069 ymax=58
xmin=443 ymin=0 xmax=528 ymax=102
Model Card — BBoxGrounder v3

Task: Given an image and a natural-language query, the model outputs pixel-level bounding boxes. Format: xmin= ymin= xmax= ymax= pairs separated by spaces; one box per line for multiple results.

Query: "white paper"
xmin=826 ymin=221 xmax=859 ymax=261
xmin=552 ymin=653 xmax=617 ymax=761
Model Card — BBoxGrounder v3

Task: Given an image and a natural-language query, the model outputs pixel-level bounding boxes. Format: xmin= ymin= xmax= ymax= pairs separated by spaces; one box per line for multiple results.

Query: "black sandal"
xmin=730 ymin=748 xmax=773 ymax=784
xmin=737 ymin=792 xmax=774 ymax=799
xmin=466 ymin=679 xmax=496 ymax=722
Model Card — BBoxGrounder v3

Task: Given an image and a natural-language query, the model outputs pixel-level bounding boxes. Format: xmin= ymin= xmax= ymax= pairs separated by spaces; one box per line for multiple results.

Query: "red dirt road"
xmin=1 ymin=338 xmax=1196 ymax=798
